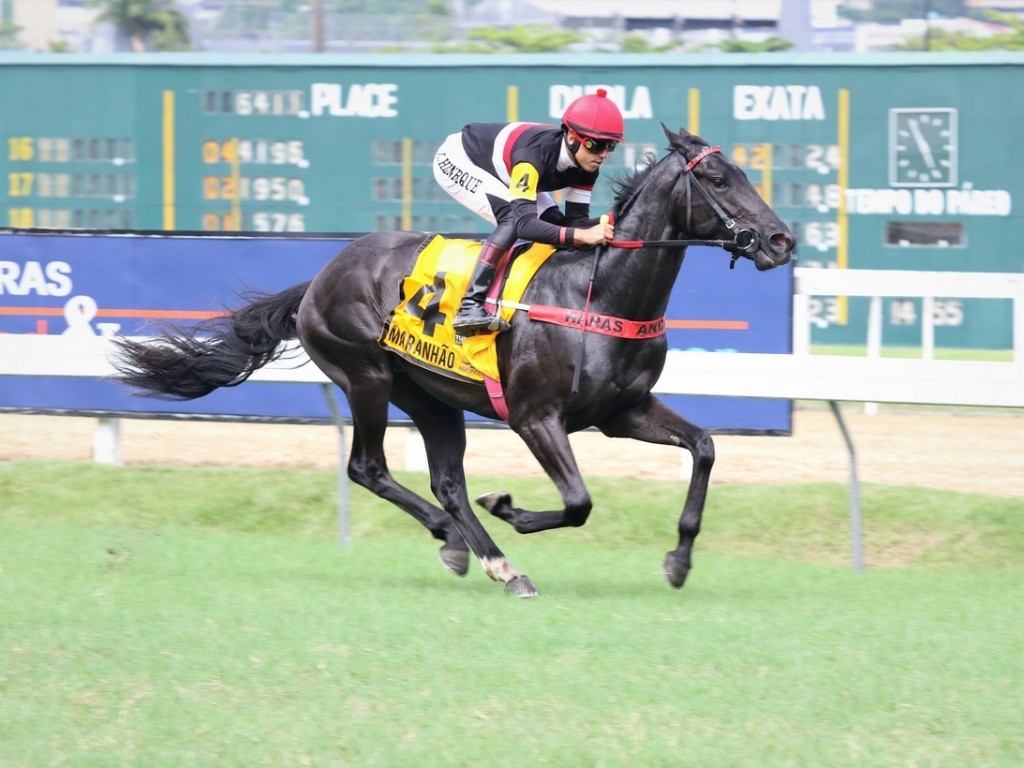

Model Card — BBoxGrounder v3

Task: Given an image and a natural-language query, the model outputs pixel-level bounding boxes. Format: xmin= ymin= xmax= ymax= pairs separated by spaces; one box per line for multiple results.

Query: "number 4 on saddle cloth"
xmin=378 ymin=235 xmax=556 ymax=384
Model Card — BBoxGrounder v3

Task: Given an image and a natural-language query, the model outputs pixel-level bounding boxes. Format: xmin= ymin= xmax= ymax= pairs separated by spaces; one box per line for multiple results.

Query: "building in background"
xmin=854 ymin=14 xmax=1015 ymax=50
xmin=0 ymin=0 xmax=120 ymax=52
xmin=965 ymin=0 xmax=1024 ymax=10
xmin=2 ymin=0 xmax=58 ymax=50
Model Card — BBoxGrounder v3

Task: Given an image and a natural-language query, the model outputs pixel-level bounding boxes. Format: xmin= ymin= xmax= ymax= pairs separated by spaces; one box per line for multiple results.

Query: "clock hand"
xmin=907 ymin=119 xmax=937 ymax=170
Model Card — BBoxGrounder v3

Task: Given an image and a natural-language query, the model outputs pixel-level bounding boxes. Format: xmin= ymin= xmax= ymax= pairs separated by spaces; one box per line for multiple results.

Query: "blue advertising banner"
xmin=664 ymin=250 xmax=794 ymax=433
xmin=0 ymin=231 xmax=792 ymax=433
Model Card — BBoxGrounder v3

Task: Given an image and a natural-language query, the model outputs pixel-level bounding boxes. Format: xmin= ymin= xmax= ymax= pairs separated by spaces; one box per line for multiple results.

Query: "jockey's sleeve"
xmin=562 ymin=201 xmax=593 ymax=228
xmin=512 ymin=198 xmax=580 ymax=247
xmin=539 ymin=202 xmax=592 ymax=230
xmin=539 ymin=205 xmax=565 ymax=225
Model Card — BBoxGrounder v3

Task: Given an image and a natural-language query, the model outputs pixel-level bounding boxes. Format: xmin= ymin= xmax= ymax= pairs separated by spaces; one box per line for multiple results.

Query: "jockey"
xmin=432 ymin=88 xmax=624 ymax=333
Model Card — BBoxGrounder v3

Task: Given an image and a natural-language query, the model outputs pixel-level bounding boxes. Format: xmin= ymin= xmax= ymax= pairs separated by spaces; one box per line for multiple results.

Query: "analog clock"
xmin=890 ymin=109 xmax=957 ymax=187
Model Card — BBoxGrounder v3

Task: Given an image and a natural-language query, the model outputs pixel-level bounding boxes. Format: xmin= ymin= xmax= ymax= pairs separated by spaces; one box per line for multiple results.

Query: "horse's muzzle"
xmin=753 ymin=230 xmax=796 ymax=271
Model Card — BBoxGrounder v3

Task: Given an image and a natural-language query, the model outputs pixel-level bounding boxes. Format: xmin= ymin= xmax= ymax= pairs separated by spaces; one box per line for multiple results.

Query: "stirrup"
xmin=453 ymin=311 xmax=509 ymax=334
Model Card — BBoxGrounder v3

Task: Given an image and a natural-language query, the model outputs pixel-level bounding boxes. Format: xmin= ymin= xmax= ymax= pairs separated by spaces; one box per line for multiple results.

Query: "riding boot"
xmin=453 ymin=244 xmax=510 ymax=333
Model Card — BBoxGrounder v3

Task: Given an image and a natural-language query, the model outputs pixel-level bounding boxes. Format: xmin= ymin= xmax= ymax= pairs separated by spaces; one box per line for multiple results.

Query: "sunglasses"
xmin=581 ymin=136 xmax=616 ymax=154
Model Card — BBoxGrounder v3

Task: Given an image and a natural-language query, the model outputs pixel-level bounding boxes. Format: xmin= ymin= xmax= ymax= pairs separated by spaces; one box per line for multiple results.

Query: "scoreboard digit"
xmin=732 ymin=137 xmax=846 ymax=330
xmin=198 ymin=136 xmax=311 ymax=232
xmin=188 ymin=88 xmax=315 ymax=232
xmin=5 ymin=133 xmax=137 ymax=230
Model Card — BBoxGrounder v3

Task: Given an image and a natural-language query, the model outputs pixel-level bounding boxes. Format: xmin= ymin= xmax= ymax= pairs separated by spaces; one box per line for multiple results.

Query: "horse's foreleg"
xmin=434 ymin=459 xmax=538 ymax=597
xmin=393 ymin=384 xmax=537 ymax=597
xmin=479 ymin=413 xmax=594 ymax=533
xmin=598 ymin=396 xmax=714 ymax=590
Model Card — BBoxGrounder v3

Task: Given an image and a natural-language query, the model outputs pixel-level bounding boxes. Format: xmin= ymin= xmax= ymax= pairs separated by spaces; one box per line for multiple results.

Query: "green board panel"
xmin=1 ymin=52 xmax=1021 ymax=348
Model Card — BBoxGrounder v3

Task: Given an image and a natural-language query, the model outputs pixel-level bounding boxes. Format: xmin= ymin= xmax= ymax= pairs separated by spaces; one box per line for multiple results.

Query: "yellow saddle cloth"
xmin=379 ymin=235 xmax=555 ymax=382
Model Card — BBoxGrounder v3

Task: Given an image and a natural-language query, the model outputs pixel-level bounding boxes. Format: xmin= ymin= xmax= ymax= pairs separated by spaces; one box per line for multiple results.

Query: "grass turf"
xmin=1 ymin=461 xmax=1022 ymax=766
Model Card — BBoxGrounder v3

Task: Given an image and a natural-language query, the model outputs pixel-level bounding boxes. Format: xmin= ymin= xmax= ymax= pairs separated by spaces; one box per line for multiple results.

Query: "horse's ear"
xmin=661 ymin=122 xmax=686 ymax=150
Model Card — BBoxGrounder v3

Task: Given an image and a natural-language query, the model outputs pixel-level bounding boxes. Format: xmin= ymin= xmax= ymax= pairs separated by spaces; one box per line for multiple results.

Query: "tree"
xmin=0 ymin=22 xmax=22 ymax=50
xmin=717 ymin=37 xmax=795 ymax=53
xmin=328 ymin=0 xmax=445 ymax=11
xmin=149 ymin=4 xmax=192 ymax=51
xmin=893 ymin=12 xmax=1024 ymax=50
xmin=88 ymin=0 xmax=191 ymax=52
xmin=619 ymin=33 xmax=681 ymax=54
xmin=431 ymin=24 xmax=584 ymax=53
xmin=839 ymin=0 xmax=968 ymax=23
xmin=468 ymin=25 xmax=583 ymax=53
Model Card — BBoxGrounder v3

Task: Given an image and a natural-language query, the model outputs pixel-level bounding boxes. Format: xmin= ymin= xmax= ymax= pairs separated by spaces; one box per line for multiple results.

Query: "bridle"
xmin=607 ymin=144 xmax=761 ymax=269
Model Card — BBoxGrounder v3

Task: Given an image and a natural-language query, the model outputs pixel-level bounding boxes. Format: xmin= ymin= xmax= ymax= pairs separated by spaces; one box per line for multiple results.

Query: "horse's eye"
xmin=711 ymin=176 xmax=727 ymax=189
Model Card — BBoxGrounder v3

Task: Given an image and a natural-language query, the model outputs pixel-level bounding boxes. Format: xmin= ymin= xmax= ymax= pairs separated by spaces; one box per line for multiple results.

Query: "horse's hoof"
xmin=477 ymin=491 xmax=513 ymax=522
xmin=504 ymin=575 xmax=539 ymax=598
xmin=439 ymin=545 xmax=470 ymax=577
xmin=663 ymin=551 xmax=691 ymax=589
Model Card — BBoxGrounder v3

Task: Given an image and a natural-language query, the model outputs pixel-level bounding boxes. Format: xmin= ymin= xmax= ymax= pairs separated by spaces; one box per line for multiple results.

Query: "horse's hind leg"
xmin=598 ymin=395 xmax=714 ymax=590
xmin=392 ymin=383 xmax=537 ymax=597
xmin=305 ymin=356 xmax=470 ymax=575
xmin=348 ymin=421 xmax=471 ymax=577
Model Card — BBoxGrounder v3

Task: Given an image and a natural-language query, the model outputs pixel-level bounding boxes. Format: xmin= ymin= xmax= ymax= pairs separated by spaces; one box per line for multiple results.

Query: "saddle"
xmin=378 ymin=235 xmax=555 ymax=384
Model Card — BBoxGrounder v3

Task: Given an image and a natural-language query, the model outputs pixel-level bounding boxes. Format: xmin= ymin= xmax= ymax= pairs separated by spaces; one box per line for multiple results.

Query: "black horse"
xmin=112 ymin=125 xmax=794 ymax=597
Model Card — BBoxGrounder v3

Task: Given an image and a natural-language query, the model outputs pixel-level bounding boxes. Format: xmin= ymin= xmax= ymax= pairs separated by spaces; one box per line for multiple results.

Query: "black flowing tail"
xmin=111 ymin=281 xmax=312 ymax=400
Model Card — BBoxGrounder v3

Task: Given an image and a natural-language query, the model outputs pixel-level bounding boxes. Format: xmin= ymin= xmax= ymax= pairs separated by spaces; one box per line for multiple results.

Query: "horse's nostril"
xmin=770 ymin=232 xmax=796 ymax=252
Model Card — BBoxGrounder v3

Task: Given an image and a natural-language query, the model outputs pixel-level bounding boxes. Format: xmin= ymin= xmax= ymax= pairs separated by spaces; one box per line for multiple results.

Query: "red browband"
xmin=685 ymin=145 xmax=721 ymax=170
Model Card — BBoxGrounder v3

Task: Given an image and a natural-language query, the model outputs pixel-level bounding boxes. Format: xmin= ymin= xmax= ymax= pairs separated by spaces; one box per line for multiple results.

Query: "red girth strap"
xmin=527 ymin=304 xmax=665 ymax=339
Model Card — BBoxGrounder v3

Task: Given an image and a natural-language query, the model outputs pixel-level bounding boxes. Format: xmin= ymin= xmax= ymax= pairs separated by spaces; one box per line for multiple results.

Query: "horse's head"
xmin=662 ymin=124 xmax=795 ymax=271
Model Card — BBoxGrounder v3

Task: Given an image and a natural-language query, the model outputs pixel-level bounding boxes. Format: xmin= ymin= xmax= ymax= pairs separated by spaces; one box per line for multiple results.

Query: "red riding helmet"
xmin=561 ymin=88 xmax=625 ymax=142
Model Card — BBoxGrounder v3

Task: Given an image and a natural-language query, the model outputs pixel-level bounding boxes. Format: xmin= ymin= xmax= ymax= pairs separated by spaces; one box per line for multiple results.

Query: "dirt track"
xmin=2 ymin=408 xmax=1022 ymax=497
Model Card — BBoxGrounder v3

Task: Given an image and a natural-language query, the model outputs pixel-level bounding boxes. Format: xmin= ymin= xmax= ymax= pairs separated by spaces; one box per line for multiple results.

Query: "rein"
xmin=607 ymin=235 xmax=755 ymax=269
xmin=607 ymin=237 xmax=737 ymax=249
xmin=606 ymin=145 xmax=760 ymax=268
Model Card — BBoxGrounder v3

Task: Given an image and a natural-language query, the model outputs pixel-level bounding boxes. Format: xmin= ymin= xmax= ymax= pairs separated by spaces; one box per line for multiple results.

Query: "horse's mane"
xmin=610 ymin=149 xmax=667 ymax=220
xmin=610 ymin=154 xmax=659 ymax=218
xmin=609 ymin=134 xmax=709 ymax=219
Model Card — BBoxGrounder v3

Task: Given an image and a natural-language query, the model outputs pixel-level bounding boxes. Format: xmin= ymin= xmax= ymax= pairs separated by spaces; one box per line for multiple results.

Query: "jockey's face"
xmin=570 ymin=131 xmax=614 ymax=172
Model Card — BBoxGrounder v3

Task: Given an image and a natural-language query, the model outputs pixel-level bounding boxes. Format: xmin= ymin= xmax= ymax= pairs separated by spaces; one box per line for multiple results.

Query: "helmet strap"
xmin=564 ymin=127 xmax=582 ymax=155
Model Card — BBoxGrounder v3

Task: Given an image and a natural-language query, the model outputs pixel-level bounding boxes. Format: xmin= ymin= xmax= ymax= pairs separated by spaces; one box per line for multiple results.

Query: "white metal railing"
xmin=791 ymin=268 xmax=1024 ymax=360
xmin=656 ymin=268 xmax=1023 ymax=408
